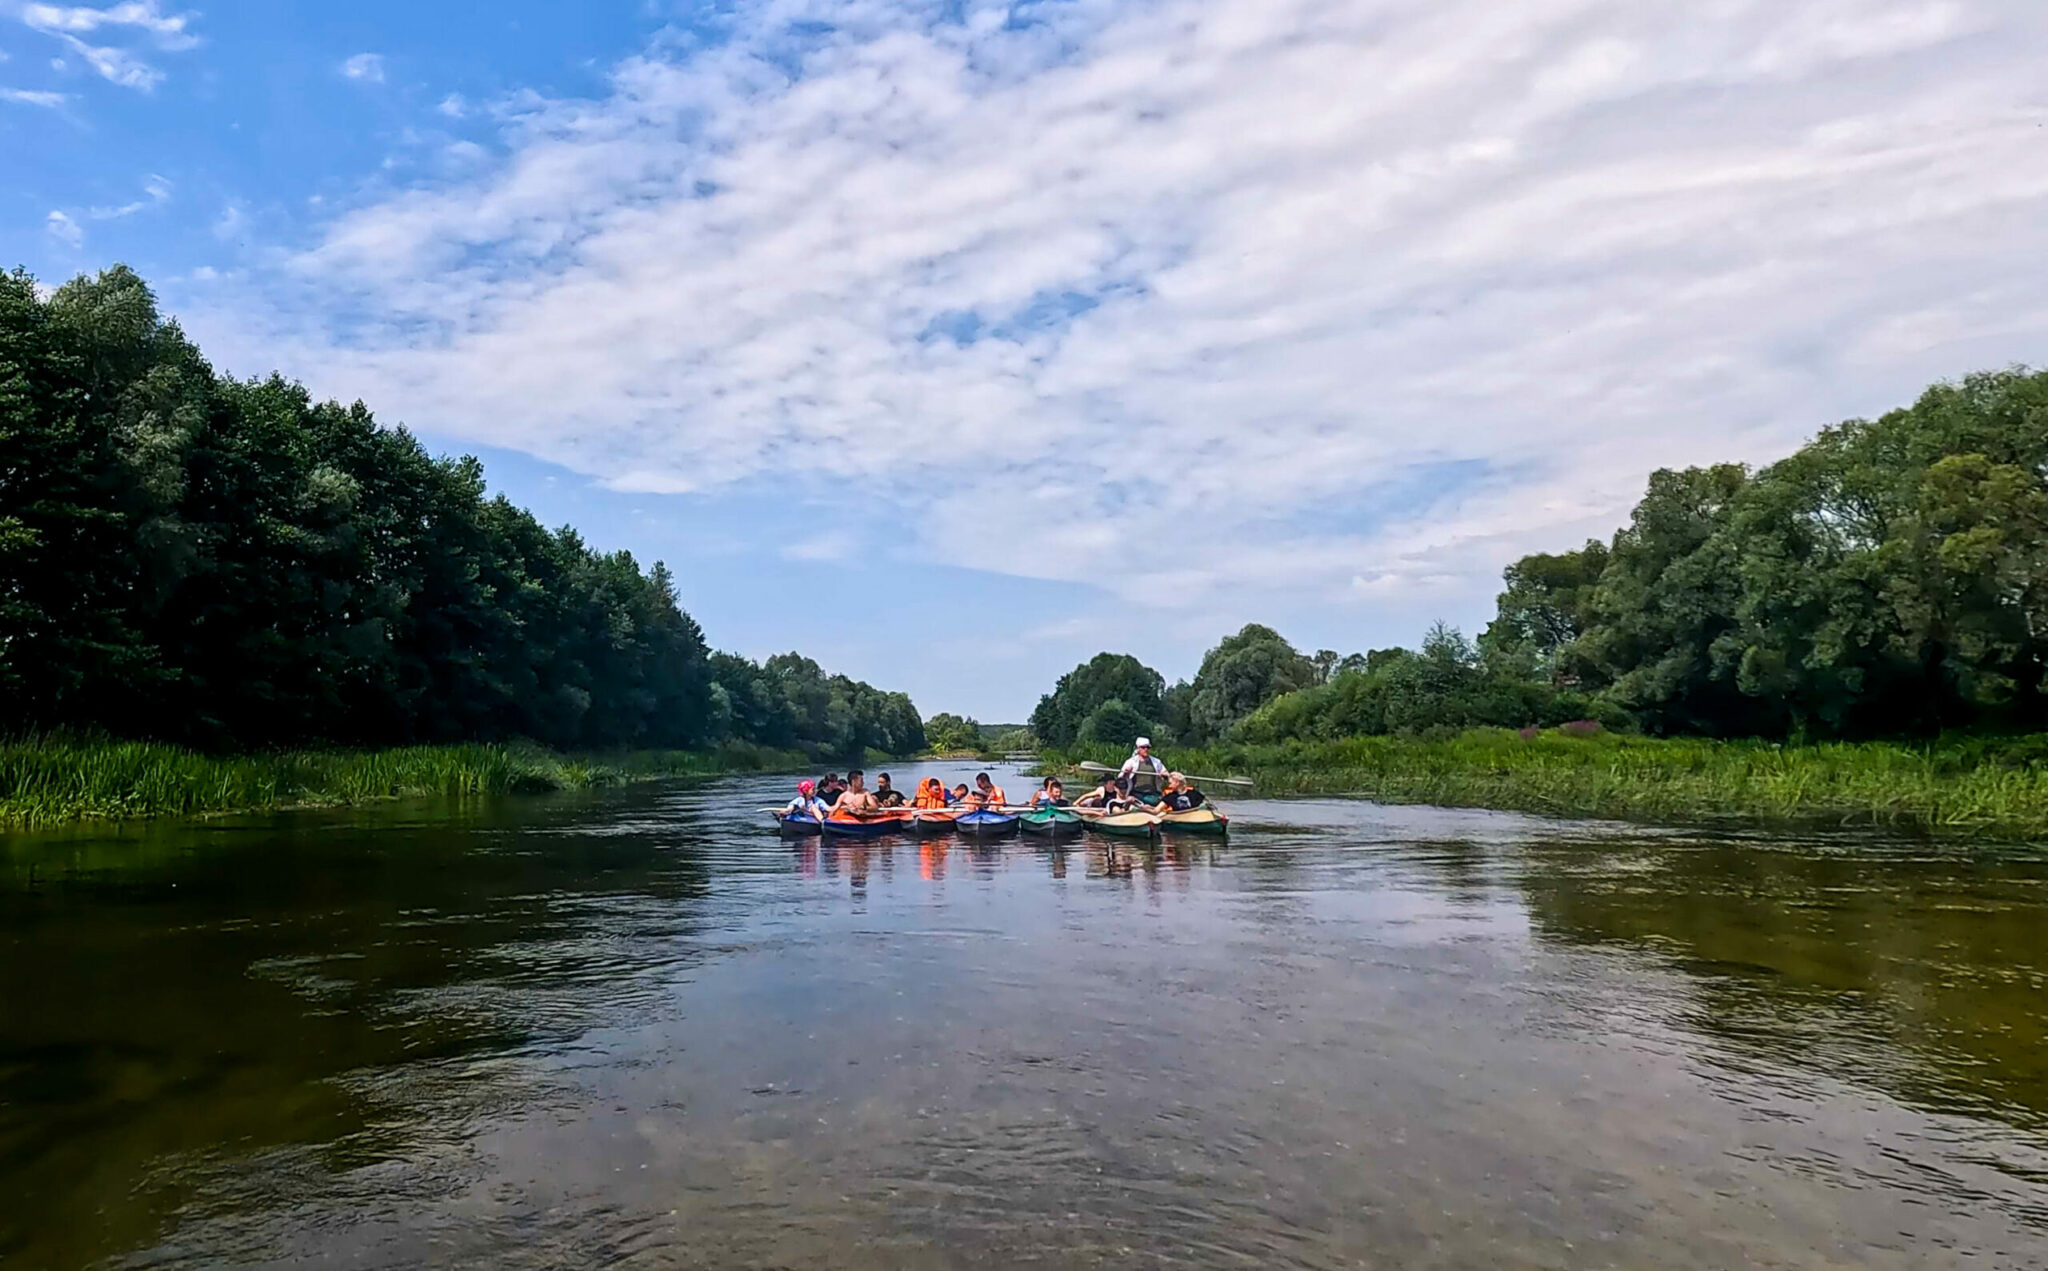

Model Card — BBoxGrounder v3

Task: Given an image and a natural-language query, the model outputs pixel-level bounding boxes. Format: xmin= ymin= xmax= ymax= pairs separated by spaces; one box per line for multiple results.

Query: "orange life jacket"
xmin=913 ymin=779 xmax=948 ymax=809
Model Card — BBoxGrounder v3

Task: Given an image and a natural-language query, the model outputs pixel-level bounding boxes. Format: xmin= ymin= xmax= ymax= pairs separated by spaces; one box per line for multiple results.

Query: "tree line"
xmin=1035 ymin=368 xmax=2046 ymax=747
xmin=0 ymin=266 xmax=922 ymax=756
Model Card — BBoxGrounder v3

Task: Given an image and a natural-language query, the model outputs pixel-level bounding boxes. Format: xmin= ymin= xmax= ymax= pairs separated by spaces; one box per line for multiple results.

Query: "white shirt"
xmin=1119 ymin=751 xmax=1167 ymax=778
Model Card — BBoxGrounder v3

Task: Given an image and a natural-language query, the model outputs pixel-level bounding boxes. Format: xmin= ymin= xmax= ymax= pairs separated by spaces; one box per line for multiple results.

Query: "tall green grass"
xmin=0 ymin=737 xmax=807 ymax=828
xmin=1043 ymin=729 xmax=2048 ymax=840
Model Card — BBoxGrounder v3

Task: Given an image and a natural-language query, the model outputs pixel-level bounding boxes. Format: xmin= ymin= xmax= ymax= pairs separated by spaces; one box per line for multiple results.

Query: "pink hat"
xmin=798 ymin=779 xmax=815 ymax=794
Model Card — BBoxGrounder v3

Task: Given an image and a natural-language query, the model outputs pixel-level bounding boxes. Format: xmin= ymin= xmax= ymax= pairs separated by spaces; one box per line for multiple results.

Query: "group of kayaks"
xmin=773 ymin=802 xmax=1228 ymax=840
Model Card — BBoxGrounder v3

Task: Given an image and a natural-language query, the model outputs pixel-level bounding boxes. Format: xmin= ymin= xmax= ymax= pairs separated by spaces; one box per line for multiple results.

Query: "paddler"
xmin=913 ymin=778 xmax=949 ymax=809
xmin=834 ymin=769 xmax=879 ymax=816
xmin=1074 ymin=775 xmax=1130 ymax=810
xmin=974 ymin=771 xmax=1008 ymax=809
xmin=1119 ymin=737 xmax=1168 ymax=801
xmin=874 ymin=773 xmax=907 ymax=808
xmin=1155 ymin=772 xmax=1207 ymax=812
xmin=1026 ymin=777 xmax=1070 ymax=808
xmin=781 ymin=779 xmax=826 ymax=820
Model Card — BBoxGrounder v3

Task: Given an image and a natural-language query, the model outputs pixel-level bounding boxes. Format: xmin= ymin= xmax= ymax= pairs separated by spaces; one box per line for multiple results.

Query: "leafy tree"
xmin=1076 ymin=698 xmax=1151 ymax=746
xmin=922 ymin=712 xmax=982 ymax=753
xmin=1184 ymin=623 xmax=1316 ymax=741
xmin=1030 ymin=652 xmax=1166 ymax=747
xmin=0 ymin=265 xmax=922 ymax=756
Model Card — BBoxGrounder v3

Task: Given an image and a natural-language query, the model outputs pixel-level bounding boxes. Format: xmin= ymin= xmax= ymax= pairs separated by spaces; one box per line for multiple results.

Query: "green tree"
xmin=1184 ymin=623 xmax=1316 ymax=742
xmin=1030 ymin=652 xmax=1166 ymax=747
xmin=1076 ymin=697 xmax=1152 ymax=746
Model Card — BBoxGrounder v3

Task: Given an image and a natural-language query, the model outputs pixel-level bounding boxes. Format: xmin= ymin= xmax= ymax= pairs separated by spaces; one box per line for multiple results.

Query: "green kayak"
xmin=1019 ymin=806 xmax=1085 ymax=836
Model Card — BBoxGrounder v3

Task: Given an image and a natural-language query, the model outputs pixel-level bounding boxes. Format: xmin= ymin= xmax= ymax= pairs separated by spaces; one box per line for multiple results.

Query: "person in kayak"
xmin=874 ymin=773 xmax=907 ymax=808
xmin=1075 ymin=775 xmax=1132 ymax=810
xmin=834 ymin=770 xmax=879 ymax=816
xmin=1156 ymin=773 xmax=1207 ymax=812
xmin=950 ymin=782 xmax=972 ymax=805
xmin=913 ymin=778 xmax=949 ymax=809
xmin=1119 ymin=738 xmax=1169 ymax=800
xmin=816 ymin=773 xmax=847 ymax=806
xmin=781 ymin=779 xmax=826 ymax=820
xmin=974 ymin=771 xmax=1008 ymax=809
xmin=1027 ymin=777 xmax=1070 ymax=808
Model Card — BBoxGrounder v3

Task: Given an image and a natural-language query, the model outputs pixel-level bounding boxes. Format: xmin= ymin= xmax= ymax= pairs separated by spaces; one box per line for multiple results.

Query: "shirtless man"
xmin=834 ymin=769 xmax=880 ymax=816
xmin=974 ymin=771 xmax=1008 ymax=809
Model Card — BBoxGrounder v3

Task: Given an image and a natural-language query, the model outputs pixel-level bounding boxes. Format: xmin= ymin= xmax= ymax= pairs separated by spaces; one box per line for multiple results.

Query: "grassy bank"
xmin=0 ymin=738 xmax=808 ymax=829
xmin=1041 ymin=730 xmax=2048 ymax=840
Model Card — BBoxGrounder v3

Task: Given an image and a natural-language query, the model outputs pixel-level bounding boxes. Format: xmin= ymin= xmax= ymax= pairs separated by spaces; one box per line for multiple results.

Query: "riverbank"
xmin=0 ymin=738 xmax=810 ymax=829
xmin=1041 ymin=729 xmax=2048 ymax=840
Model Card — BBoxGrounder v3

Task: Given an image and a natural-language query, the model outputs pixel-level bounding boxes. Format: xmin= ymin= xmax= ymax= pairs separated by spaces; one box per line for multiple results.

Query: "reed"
xmin=0 ymin=737 xmax=808 ymax=829
xmin=1042 ymin=729 xmax=2048 ymax=841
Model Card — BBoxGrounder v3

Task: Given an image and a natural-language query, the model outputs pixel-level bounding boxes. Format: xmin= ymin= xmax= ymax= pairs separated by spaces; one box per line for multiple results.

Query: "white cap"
xmin=1135 ymin=737 xmax=1151 ymax=748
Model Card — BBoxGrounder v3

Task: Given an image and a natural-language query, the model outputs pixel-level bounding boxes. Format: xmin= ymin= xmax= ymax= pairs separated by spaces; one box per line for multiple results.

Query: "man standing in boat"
xmin=1119 ymin=737 xmax=1169 ymax=800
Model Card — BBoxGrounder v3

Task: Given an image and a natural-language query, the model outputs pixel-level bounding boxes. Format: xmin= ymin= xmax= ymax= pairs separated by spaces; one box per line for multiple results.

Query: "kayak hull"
xmin=906 ymin=809 xmax=961 ymax=834
xmin=955 ymin=810 xmax=1019 ymax=837
xmin=774 ymin=813 xmax=823 ymax=836
xmin=1157 ymin=807 xmax=1229 ymax=835
xmin=1019 ymin=807 xmax=1085 ymax=836
xmin=1083 ymin=810 xmax=1159 ymax=838
xmin=821 ymin=812 xmax=912 ymax=838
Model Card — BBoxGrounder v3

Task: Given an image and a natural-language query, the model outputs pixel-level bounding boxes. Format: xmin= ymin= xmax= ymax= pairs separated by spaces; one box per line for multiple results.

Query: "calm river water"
xmin=5 ymin=764 xmax=2048 ymax=1269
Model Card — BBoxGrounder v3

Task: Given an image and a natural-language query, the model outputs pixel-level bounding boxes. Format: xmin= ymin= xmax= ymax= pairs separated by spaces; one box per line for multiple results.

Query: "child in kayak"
xmin=781 ymin=779 xmax=826 ymax=820
xmin=974 ymin=772 xmax=1008 ymax=809
xmin=1027 ymin=777 xmax=1070 ymax=808
xmin=1156 ymin=773 xmax=1207 ymax=813
xmin=1074 ymin=776 xmax=1132 ymax=810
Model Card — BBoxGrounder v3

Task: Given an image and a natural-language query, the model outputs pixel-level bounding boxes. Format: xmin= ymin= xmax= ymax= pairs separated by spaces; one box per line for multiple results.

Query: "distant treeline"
xmin=1034 ymin=368 xmax=2047 ymax=747
xmin=0 ymin=266 xmax=922 ymax=757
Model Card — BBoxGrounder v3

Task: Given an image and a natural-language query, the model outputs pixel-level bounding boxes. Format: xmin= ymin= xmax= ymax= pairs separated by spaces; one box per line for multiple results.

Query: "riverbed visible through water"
xmin=5 ymin=763 xmax=2048 ymax=1269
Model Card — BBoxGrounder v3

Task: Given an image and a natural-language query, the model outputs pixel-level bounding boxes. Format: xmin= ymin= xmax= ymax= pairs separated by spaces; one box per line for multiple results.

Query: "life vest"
xmin=914 ymin=779 xmax=948 ymax=809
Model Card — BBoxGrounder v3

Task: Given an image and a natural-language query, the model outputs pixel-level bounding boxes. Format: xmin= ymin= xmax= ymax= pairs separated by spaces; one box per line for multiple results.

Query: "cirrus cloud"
xmin=190 ymin=0 xmax=2048 ymax=627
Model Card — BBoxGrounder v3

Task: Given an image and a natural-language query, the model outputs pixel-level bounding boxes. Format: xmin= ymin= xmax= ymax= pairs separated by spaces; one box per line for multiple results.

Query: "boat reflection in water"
xmin=6 ymin=770 xmax=2048 ymax=1270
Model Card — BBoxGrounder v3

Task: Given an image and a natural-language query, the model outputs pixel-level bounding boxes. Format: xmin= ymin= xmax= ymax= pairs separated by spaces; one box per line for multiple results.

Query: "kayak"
xmin=955 ymin=809 xmax=1019 ymax=837
xmin=773 ymin=812 xmax=823 ymax=836
xmin=821 ymin=811 xmax=912 ymax=838
xmin=906 ymin=807 xmax=961 ymax=835
xmin=1157 ymin=806 xmax=1228 ymax=835
xmin=1018 ymin=806 xmax=1085 ymax=836
xmin=1081 ymin=808 xmax=1159 ymax=838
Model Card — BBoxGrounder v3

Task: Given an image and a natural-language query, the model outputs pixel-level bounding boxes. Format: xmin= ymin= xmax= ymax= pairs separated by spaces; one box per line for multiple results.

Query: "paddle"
xmin=1073 ymin=761 xmax=1253 ymax=788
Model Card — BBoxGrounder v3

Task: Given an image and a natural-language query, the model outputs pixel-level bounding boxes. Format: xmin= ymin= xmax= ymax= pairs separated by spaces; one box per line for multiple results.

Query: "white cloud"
xmin=45 ymin=209 xmax=83 ymax=247
xmin=0 ymin=87 xmax=68 ymax=106
xmin=437 ymin=91 xmax=467 ymax=117
xmin=89 ymin=172 xmax=171 ymax=218
xmin=189 ymin=0 xmax=2048 ymax=628
xmin=18 ymin=0 xmax=199 ymax=90
xmin=341 ymin=52 xmax=385 ymax=83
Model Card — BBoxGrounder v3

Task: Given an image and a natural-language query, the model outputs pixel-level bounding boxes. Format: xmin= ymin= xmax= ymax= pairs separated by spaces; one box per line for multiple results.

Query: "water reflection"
xmin=1 ymin=775 xmax=2046 ymax=1268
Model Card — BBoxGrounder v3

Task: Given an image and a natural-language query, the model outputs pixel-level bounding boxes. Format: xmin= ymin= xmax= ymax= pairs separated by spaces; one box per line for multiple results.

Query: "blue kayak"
xmin=955 ymin=809 xmax=1018 ymax=836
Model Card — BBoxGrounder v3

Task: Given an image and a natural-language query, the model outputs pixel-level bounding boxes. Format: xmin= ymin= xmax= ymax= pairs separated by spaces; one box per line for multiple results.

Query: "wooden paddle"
xmin=1073 ymin=761 xmax=1253 ymax=787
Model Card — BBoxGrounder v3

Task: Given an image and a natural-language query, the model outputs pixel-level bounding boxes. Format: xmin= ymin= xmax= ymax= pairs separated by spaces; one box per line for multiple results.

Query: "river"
xmin=4 ymin=764 xmax=2047 ymax=1268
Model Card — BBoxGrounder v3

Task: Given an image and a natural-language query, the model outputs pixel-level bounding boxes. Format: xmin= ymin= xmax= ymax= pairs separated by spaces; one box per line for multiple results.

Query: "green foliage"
xmin=1235 ymin=621 xmax=1630 ymax=743
xmin=1076 ymin=697 xmax=1151 ymax=746
xmin=1030 ymin=653 xmax=1166 ymax=747
xmin=1044 ymin=729 xmax=2048 ymax=840
xmin=706 ymin=651 xmax=924 ymax=759
xmin=922 ymin=711 xmax=982 ymax=753
xmin=1184 ymin=623 xmax=1318 ymax=742
xmin=0 ymin=735 xmax=803 ymax=827
xmin=1531 ymin=369 xmax=2048 ymax=738
xmin=0 ymin=265 xmax=919 ymax=759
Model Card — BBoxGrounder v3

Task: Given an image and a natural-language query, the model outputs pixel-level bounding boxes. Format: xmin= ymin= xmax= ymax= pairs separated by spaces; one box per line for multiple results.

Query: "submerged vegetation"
xmin=1044 ymin=729 xmax=2048 ymax=840
xmin=0 ymin=736 xmax=803 ymax=828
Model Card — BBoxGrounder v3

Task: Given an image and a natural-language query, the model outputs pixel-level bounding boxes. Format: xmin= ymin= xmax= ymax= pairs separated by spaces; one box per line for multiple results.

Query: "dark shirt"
xmin=875 ymin=788 xmax=906 ymax=808
xmin=1161 ymin=789 xmax=1206 ymax=811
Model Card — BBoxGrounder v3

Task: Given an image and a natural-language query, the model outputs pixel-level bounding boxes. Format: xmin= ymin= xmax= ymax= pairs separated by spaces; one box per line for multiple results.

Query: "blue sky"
xmin=7 ymin=0 xmax=2048 ymax=721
